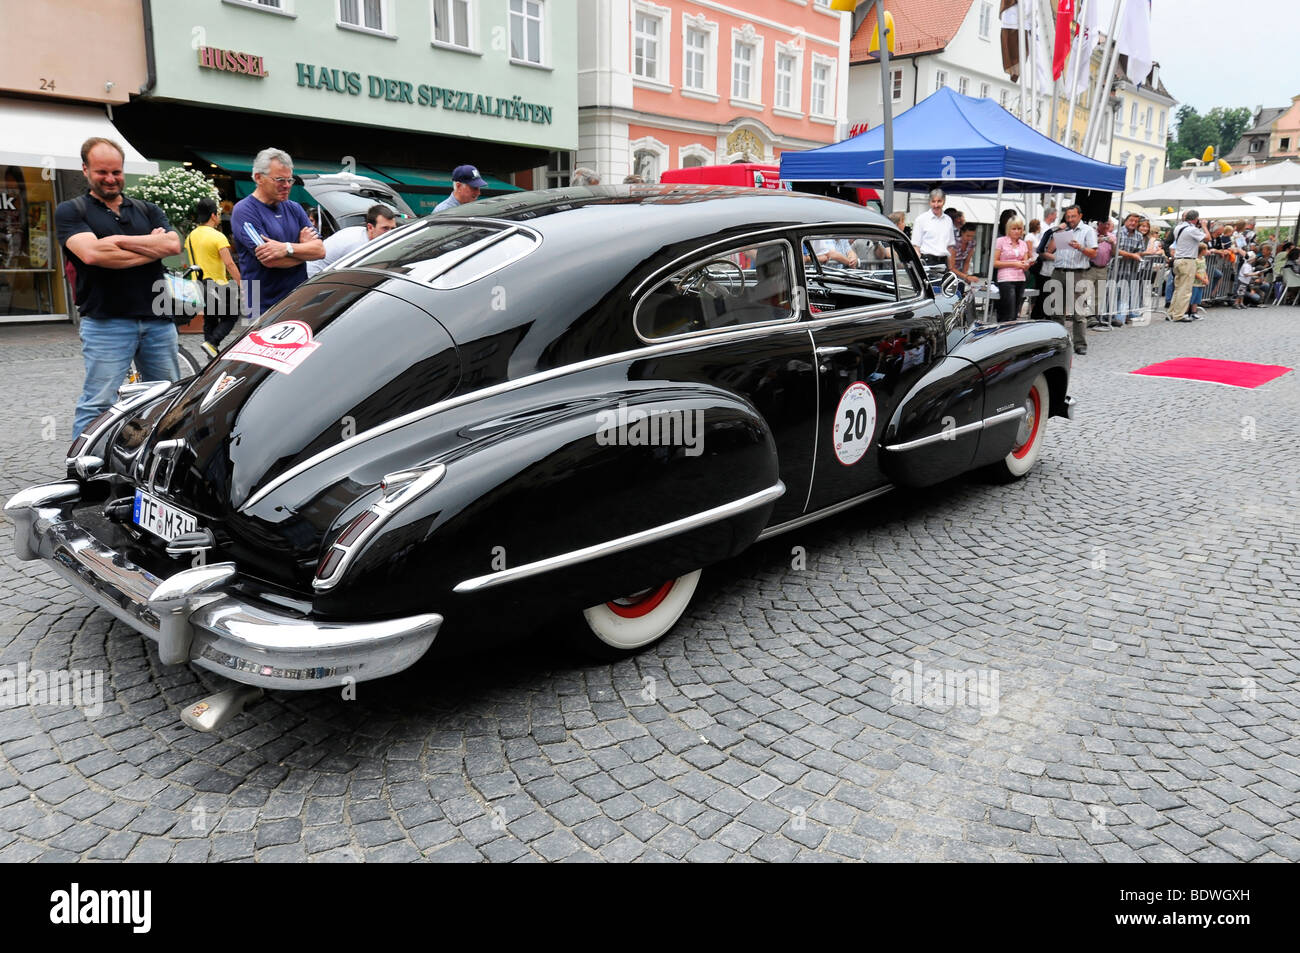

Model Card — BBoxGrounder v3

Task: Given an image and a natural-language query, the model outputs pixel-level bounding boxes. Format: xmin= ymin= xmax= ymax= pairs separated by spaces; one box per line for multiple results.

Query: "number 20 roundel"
xmin=833 ymin=382 xmax=878 ymax=466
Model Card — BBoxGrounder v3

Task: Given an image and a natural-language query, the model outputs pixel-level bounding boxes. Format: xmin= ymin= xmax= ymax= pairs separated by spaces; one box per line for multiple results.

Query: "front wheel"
xmin=578 ymin=569 xmax=702 ymax=657
xmin=984 ymin=374 xmax=1049 ymax=482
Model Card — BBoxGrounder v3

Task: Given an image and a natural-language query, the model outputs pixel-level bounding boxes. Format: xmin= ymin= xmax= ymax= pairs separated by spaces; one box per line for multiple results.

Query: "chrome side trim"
xmin=883 ymin=407 xmax=1026 ymax=453
xmin=453 ymin=481 xmax=786 ymax=594
xmin=757 ymin=484 xmax=895 ymax=541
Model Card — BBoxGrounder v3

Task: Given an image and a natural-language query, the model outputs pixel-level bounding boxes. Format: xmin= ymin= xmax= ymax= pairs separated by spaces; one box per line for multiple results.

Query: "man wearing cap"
xmin=436 ymin=165 xmax=488 ymax=211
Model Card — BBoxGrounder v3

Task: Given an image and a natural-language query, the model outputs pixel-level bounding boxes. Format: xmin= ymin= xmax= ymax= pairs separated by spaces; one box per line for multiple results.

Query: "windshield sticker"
xmin=833 ymin=381 xmax=877 ymax=466
xmin=224 ymin=320 xmax=321 ymax=374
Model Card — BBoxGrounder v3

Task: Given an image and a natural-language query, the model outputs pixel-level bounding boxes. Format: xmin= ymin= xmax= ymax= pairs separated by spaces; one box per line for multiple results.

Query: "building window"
xmin=880 ymin=67 xmax=903 ymax=103
xmin=1148 ymin=159 xmax=1158 ymax=189
xmin=339 ymin=0 xmax=386 ymax=32
xmin=1282 ymin=137 xmax=1292 ymax=152
xmin=775 ymin=51 xmax=797 ymax=111
xmin=679 ymin=143 xmax=714 ymax=167
xmin=545 ymin=151 xmax=572 ymax=189
xmin=684 ymin=27 xmax=706 ymax=89
xmin=957 ymin=76 xmax=969 ymax=96
xmin=810 ymin=56 xmax=835 ymax=118
xmin=1144 ymin=106 xmax=1153 ymax=141
xmin=633 ymin=6 xmax=668 ymax=83
xmin=978 ymin=1 xmax=994 ymax=39
xmin=1071 ymin=132 xmax=1080 ymax=149
xmin=979 ymin=82 xmax=989 ymax=100
xmin=935 ymin=69 xmax=947 ymax=91
xmin=632 ymin=137 xmax=668 ymax=183
xmin=432 ymin=0 xmax=472 ymax=49
xmin=223 ymin=0 xmax=293 ymax=14
xmin=1249 ymin=139 xmax=1262 ymax=154
xmin=999 ymin=89 xmax=1008 ymax=108
xmin=1129 ymin=101 xmax=1138 ymax=136
xmin=681 ymin=14 xmax=718 ymax=97
xmin=1158 ymin=111 xmax=1166 ymax=140
xmin=732 ymin=38 xmax=755 ymax=101
xmin=510 ymin=0 xmax=544 ymax=65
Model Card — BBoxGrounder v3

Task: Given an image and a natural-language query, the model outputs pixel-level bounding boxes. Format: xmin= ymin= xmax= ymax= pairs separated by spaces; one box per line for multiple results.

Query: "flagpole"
xmin=1083 ymin=0 xmax=1126 ymax=157
xmin=875 ymin=0 xmax=895 ymax=213
xmin=1062 ymin=0 xmax=1085 ymax=149
xmin=1042 ymin=0 xmax=1059 ymax=137
xmin=1017 ymin=1 xmax=1029 ymax=122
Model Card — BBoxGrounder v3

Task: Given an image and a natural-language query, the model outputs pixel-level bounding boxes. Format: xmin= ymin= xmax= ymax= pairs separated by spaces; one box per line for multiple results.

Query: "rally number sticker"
xmin=833 ymin=382 xmax=877 ymax=466
xmin=224 ymin=320 xmax=321 ymax=374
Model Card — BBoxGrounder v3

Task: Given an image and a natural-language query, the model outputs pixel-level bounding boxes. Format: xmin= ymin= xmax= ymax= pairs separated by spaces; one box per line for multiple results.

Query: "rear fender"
xmin=307 ymin=381 xmax=782 ymax=620
xmin=879 ymin=356 xmax=984 ymax=488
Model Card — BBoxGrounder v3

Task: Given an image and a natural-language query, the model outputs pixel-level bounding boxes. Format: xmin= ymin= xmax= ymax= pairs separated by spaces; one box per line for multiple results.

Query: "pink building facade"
xmin=573 ymin=0 xmax=851 ymax=183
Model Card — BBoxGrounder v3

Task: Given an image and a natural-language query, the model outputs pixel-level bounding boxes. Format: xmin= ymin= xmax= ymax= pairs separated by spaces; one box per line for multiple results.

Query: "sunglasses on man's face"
xmin=260 ymin=175 xmax=294 ymax=186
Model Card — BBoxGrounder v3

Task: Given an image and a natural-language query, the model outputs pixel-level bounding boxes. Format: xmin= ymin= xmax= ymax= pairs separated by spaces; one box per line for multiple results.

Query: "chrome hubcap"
xmin=1015 ymin=397 xmax=1037 ymax=447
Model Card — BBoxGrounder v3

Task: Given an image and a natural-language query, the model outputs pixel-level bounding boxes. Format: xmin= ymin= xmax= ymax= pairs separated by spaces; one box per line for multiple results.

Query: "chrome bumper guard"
xmin=1063 ymin=395 xmax=1076 ymax=421
xmin=4 ymin=483 xmax=442 ymax=691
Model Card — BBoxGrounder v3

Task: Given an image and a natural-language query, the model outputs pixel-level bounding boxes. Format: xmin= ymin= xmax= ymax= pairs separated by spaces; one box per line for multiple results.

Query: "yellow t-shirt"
xmin=186 ymin=225 xmax=232 ymax=284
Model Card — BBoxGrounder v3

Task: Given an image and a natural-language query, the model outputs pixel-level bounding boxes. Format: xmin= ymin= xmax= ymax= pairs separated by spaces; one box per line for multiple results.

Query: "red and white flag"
xmin=1053 ymin=0 xmax=1076 ymax=81
xmin=1071 ymin=0 xmax=1098 ymax=92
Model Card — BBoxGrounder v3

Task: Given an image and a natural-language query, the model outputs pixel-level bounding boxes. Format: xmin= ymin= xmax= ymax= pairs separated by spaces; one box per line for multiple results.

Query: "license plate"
xmin=133 ymin=490 xmax=199 ymax=543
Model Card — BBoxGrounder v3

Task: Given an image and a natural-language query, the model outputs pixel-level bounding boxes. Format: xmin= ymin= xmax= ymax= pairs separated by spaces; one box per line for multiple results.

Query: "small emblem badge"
xmin=200 ymin=372 xmax=245 ymax=412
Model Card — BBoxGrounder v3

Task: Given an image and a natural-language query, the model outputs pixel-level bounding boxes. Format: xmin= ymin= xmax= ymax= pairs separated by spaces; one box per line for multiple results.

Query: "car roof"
xmin=435 ymin=184 xmax=895 ymax=244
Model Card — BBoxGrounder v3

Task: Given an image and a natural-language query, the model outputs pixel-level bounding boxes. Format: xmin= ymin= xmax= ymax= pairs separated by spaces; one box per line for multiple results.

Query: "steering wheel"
xmin=679 ymin=258 xmax=748 ymax=298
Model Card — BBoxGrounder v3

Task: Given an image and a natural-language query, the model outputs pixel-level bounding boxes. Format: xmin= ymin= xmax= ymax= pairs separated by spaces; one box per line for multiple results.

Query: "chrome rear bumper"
xmin=5 ymin=483 xmax=441 ymax=691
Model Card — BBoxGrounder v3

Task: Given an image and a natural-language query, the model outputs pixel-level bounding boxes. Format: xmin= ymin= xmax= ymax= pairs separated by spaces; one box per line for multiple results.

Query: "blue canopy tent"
xmin=779 ymin=87 xmax=1127 ymax=194
xmin=780 ymin=88 xmax=1127 ymax=319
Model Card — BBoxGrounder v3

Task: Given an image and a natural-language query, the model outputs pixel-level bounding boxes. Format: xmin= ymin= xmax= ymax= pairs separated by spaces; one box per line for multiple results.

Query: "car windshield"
xmin=346 ymin=220 xmax=540 ymax=288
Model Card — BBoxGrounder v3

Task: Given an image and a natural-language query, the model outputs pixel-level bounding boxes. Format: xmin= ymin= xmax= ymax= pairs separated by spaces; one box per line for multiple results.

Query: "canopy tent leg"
xmin=984 ymin=179 xmax=1006 ymax=323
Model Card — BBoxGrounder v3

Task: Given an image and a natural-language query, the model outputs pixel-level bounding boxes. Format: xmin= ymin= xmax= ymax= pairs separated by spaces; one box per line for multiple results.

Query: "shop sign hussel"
xmin=294 ymin=64 xmax=554 ymax=125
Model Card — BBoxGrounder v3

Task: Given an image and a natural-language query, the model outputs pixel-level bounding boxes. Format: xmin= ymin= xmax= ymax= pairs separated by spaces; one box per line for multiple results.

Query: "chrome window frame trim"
xmin=453 ymin=481 xmax=786 ymax=594
xmin=631 ymin=237 xmax=801 ymax=345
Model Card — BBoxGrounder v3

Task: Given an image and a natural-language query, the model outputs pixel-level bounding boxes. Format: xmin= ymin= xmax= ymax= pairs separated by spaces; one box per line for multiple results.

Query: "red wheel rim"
xmin=1012 ymin=386 xmax=1041 ymax=459
xmin=607 ymin=580 xmax=675 ymax=618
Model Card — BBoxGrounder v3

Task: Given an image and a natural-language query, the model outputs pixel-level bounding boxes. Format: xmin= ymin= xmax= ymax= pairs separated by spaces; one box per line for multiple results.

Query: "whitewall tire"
xmin=581 ymin=570 xmax=702 ymax=653
xmin=989 ymin=374 xmax=1049 ymax=481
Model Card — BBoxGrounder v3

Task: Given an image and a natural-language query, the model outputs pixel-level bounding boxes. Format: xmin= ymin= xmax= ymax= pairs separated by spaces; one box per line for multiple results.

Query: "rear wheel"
xmin=578 ymin=569 xmax=702 ymax=656
xmin=985 ymin=374 xmax=1049 ymax=482
xmin=177 ymin=344 xmax=202 ymax=377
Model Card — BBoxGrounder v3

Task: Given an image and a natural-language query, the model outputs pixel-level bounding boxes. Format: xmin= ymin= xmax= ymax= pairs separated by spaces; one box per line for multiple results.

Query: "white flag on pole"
xmin=1072 ymin=0 xmax=1099 ymax=92
xmin=1117 ymin=0 xmax=1154 ymax=85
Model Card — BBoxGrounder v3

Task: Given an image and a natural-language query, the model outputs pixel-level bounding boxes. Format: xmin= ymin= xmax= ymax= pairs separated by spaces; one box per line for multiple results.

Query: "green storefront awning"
xmin=364 ymin=163 xmax=521 ymax=194
xmin=194 ymin=151 xmax=360 ymax=178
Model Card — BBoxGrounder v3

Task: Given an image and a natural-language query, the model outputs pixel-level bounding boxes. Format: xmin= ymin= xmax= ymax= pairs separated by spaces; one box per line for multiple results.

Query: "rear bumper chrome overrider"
xmin=4 ymin=483 xmax=441 ymax=691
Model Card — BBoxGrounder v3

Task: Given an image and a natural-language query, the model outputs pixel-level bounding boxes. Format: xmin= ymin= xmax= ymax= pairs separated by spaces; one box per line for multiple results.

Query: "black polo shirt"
xmin=55 ymin=192 xmax=174 ymax=320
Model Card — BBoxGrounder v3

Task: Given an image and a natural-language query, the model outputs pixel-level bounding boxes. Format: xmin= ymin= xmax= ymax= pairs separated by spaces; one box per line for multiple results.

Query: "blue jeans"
xmin=74 ymin=318 xmax=180 ymax=438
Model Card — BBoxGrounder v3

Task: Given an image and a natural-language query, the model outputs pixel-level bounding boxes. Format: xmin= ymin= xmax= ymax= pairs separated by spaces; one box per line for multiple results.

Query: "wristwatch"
xmin=284 ymin=242 xmax=294 ymax=258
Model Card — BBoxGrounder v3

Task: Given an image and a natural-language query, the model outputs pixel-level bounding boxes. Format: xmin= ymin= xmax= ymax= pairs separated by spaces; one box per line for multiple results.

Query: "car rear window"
xmin=347 ymin=221 xmax=540 ymax=288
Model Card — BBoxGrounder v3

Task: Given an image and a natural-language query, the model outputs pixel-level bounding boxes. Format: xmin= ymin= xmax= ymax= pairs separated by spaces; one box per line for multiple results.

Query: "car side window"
xmin=802 ymin=234 xmax=922 ymax=314
xmin=635 ymin=240 xmax=796 ymax=341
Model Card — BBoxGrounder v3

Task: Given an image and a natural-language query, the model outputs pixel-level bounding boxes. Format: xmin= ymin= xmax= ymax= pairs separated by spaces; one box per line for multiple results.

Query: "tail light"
xmin=313 ymin=463 xmax=446 ymax=591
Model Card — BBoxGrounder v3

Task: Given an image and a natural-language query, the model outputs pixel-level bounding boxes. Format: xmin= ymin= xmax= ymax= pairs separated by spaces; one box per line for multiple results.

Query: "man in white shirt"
xmin=306 ymin=204 xmax=399 ymax=277
xmin=912 ymin=189 xmax=954 ymax=268
xmin=1169 ymin=209 xmax=1206 ymax=321
xmin=1043 ymin=204 xmax=1097 ymax=354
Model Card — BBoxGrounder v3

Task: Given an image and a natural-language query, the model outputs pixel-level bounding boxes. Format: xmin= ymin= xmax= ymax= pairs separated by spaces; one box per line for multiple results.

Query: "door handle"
xmin=815 ymin=346 xmax=849 ymax=357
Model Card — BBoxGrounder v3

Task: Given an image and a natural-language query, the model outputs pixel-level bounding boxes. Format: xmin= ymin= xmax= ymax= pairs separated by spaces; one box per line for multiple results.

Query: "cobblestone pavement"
xmin=2 ymin=310 xmax=1298 ymax=863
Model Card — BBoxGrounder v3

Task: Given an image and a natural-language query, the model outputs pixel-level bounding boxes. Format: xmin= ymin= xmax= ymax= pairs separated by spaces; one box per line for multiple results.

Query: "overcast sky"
xmin=1093 ymin=0 xmax=1298 ymax=115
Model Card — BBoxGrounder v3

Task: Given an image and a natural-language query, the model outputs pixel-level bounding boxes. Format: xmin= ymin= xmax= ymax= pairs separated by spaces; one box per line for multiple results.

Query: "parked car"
xmin=298 ymin=171 xmax=415 ymax=238
xmin=7 ymin=186 xmax=1074 ymax=716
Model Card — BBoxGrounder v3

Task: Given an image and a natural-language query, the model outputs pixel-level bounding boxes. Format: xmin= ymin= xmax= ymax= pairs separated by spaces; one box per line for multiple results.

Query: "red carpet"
xmin=1131 ymin=358 xmax=1293 ymax=389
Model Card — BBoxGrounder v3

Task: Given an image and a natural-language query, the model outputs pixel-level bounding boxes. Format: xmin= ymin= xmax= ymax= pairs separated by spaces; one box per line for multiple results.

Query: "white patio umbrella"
xmin=1123 ymin=175 xmax=1236 ymax=210
xmin=1214 ymin=160 xmax=1300 ymax=244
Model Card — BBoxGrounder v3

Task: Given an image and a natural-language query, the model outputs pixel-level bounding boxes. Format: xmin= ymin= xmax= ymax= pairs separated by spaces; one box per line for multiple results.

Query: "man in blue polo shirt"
xmin=230 ymin=147 xmax=324 ymax=318
xmin=56 ymin=137 xmax=182 ymax=437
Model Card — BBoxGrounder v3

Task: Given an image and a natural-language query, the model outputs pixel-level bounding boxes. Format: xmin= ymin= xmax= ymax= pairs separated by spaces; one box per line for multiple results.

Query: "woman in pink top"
xmin=993 ymin=216 xmax=1033 ymax=322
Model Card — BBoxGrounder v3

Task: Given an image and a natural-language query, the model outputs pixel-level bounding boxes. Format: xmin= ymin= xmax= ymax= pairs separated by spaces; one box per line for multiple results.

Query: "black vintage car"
xmin=7 ymin=186 xmax=1074 ymax=724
